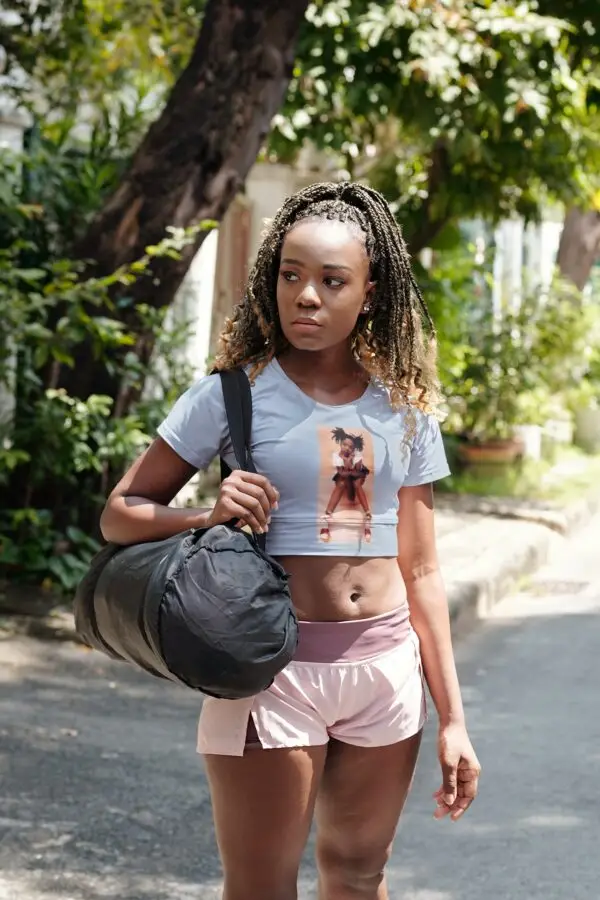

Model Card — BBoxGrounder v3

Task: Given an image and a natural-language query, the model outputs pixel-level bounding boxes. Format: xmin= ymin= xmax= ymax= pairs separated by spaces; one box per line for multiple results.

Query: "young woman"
xmin=321 ymin=427 xmax=372 ymax=543
xmin=101 ymin=182 xmax=480 ymax=900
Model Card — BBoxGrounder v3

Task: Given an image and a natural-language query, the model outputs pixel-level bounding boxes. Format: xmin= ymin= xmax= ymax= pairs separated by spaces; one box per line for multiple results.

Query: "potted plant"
xmin=446 ymin=278 xmax=599 ymax=464
xmin=513 ymin=387 xmax=554 ymax=462
xmin=449 ymin=310 xmax=537 ymax=465
xmin=569 ymin=378 xmax=600 ymax=454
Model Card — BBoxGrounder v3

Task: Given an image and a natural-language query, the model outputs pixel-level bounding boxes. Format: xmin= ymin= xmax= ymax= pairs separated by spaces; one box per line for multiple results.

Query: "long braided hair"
xmin=214 ymin=181 xmax=441 ymax=412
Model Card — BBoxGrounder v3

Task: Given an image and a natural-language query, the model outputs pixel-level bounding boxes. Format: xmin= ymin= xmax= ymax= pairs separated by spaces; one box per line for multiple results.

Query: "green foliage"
xmin=2 ymin=0 xmax=600 ymax=588
xmin=0 ymin=238 xmax=197 ymax=590
xmin=6 ymin=1 xmax=600 ymax=257
xmin=0 ymin=51 xmax=223 ymax=593
xmin=270 ymin=1 xmax=600 ymax=243
xmin=0 ymin=0 xmax=206 ymax=272
xmin=0 ymin=510 xmax=102 ymax=593
xmin=0 ymin=172 xmax=207 ymax=591
xmin=564 ymin=338 xmax=600 ymax=411
xmin=438 ymin=445 xmax=600 ymax=503
xmin=447 ymin=307 xmax=539 ymax=442
xmin=0 ymin=0 xmax=204 ymax=119
xmin=442 ymin=277 xmax=600 ymax=441
xmin=416 ymin=243 xmax=493 ymax=395
xmin=418 ymin=242 xmax=600 ymax=442
xmin=0 ymin=116 xmax=145 ymax=271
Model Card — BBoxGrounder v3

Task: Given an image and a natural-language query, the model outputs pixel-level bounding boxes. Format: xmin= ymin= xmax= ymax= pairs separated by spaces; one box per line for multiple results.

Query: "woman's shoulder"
xmin=243 ymin=359 xmax=286 ymax=404
xmin=365 ymin=380 xmax=443 ymax=456
xmin=157 ymin=370 xmax=228 ymax=469
xmin=367 ymin=378 xmax=439 ymax=421
xmin=184 ymin=361 xmax=276 ymax=400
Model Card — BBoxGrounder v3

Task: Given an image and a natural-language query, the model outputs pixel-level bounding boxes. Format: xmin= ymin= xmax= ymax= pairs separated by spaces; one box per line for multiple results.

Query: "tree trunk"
xmin=61 ymin=0 xmax=309 ymax=400
xmin=556 ymin=207 xmax=600 ymax=290
xmin=406 ymin=215 xmax=450 ymax=258
xmin=404 ymin=141 xmax=451 ymax=256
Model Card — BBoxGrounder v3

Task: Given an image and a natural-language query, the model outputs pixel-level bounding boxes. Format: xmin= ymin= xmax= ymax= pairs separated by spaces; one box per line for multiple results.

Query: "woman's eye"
xmin=281 ymin=271 xmax=299 ymax=282
xmin=324 ymin=277 xmax=345 ymax=288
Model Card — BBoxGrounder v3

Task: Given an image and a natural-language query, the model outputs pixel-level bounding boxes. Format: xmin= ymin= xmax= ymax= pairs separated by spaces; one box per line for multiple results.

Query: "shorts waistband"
xmin=294 ymin=605 xmax=412 ymax=664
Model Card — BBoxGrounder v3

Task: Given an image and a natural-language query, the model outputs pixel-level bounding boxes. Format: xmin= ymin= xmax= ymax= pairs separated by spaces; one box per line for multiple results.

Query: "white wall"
xmin=171 ymin=228 xmax=219 ymax=379
xmin=492 ymin=213 xmax=563 ymax=314
xmin=244 ymin=162 xmax=326 ymax=259
xmin=245 ymin=163 xmax=299 ymax=259
xmin=0 ymin=106 xmax=30 ymax=429
xmin=492 ymin=218 xmax=524 ymax=314
xmin=0 ymin=108 xmax=30 ymax=152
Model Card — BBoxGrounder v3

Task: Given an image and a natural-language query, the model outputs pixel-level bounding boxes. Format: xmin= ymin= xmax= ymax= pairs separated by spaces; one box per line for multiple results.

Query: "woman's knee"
xmin=316 ymin=838 xmax=392 ymax=895
xmin=223 ymin=872 xmax=298 ymax=900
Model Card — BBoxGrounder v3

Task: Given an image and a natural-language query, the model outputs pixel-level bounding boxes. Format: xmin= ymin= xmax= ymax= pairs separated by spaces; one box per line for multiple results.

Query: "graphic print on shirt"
xmin=318 ymin=426 xmax=375 ymax=545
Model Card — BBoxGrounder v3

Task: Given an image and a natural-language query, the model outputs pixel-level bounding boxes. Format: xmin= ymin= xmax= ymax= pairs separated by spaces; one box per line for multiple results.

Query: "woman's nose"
xmin=297 ymin=284 xmax=321 ymax=307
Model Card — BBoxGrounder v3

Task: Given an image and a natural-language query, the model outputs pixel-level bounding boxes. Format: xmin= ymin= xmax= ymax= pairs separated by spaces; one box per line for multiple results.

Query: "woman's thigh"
xmin=204 ymin=744 xmax=328 ymax=900
xmin=326 ymin=482 xmax=345 ymax=511
xmin=315 ymin=733 xmax=423 ymax=897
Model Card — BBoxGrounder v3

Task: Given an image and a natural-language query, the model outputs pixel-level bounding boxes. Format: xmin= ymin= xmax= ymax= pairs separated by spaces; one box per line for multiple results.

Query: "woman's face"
xmin=340 ymin=438 xmax=355 ymax=458
xmin=276 ymin=219 xmax=374 ymax=352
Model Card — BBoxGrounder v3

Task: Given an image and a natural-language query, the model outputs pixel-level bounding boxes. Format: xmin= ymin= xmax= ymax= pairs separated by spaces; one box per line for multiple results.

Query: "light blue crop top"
xmin=157 ymin=359 xmax=450 ymax=557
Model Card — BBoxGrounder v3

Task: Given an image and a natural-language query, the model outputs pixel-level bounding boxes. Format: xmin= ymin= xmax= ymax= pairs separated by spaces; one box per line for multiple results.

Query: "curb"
xmin=436 ymin=490 xmax=600 ymax=536
xmin=445 ymin=490 xmax=600 ymax=639
xmin=446 ymin=525 xmax=557 ymax=639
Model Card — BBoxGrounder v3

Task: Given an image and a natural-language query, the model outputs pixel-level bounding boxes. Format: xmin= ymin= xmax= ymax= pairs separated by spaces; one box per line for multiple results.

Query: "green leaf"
xmin=51 ymin=348 xmax=76 ymax=366
xmin=430 ymin=223 xmax=463 ymax=252
xmin=14 ymin=268 xmax=47 ymax=282
xmin=24 ymin=323 xmax=53 ymax=341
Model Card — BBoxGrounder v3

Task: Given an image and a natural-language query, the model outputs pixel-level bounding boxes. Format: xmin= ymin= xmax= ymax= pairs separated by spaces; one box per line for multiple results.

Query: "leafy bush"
xmin=0 ymin=9 xmax=206 ymax=595
xmin=0 ymin=510 xmax=102 ymax=593
xmin=0 ymin=244 xmax=198 ymax=590
xmin=425 ymin=252 xmax=600 ymax=441
xmin=0 ymin=205 xmax=204 ymax=593
xmin=416 ymin=244 xmax=492 ymax=399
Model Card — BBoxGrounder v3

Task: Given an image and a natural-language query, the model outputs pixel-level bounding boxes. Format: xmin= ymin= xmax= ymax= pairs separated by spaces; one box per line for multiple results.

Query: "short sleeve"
xmin=403 ymin=412 xmax=450 ymax=487
xmin=156 ymin=374 xmax=229 ymax=470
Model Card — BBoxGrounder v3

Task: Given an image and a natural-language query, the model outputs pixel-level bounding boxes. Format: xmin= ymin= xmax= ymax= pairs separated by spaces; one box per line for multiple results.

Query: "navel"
xmin=350 ymin=591 xmax=362 ymax=603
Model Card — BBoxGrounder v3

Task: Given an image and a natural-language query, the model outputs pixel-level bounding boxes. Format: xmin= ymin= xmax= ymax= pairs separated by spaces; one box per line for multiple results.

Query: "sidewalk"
xmin=2 ymin=489 xmax=599 ymax=645
xmin=436 ymin=488 xmax=600 ymax=636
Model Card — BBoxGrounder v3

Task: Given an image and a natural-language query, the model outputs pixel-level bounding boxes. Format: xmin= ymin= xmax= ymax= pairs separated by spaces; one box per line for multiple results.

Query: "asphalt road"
xmin=1 ymin=514 xmax=599 ymax=900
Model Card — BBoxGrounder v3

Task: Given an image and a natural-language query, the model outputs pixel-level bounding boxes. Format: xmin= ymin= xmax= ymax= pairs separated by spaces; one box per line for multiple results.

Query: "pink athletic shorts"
xmin=197 ymin=605 xmax=426 ymax=756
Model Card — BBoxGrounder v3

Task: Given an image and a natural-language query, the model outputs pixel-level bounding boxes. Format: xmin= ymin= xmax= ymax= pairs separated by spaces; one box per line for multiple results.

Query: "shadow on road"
xmin=1 ymin=641 xmax=221 ymax=899
xmin=1 ymin=599 xmax=598 ymax=899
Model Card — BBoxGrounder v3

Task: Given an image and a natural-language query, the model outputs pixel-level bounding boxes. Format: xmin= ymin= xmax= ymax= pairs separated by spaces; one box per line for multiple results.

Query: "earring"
xmin=362 ymin=305 xmax=370 ymax=314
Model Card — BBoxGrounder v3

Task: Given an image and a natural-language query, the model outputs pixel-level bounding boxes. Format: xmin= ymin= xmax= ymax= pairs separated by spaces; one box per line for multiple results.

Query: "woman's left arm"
xmin=397 ymin=483 xmax=481 ymax=821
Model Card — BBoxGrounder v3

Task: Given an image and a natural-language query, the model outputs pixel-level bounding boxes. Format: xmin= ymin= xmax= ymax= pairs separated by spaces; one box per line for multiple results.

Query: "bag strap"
xmin=218 ymin=368 xmax=256 ymax=475
xmin=218 ymin=369 xmax=266 ymax=551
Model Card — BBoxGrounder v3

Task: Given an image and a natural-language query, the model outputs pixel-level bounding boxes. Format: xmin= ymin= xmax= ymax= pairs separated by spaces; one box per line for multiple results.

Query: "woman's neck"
xmin=278 ymin=346 xmax=363 ymax=384
xmin=276 ymin=346 xmax=369 ymax=403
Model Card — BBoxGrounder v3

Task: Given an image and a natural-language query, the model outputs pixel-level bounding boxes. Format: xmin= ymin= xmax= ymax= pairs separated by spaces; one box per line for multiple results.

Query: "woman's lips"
xmin=292 ymin=318 xmax=321 ymax=327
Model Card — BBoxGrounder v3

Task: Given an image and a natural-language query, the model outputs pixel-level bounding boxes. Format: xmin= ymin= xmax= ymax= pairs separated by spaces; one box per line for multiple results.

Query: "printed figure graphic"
xmin=319 ymin=427 xmax=374 ymax=544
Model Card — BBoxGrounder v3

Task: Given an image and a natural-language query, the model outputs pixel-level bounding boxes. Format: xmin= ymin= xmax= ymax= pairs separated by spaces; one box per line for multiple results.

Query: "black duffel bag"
xmin=73 ymin=369 xmax=298 ymax=699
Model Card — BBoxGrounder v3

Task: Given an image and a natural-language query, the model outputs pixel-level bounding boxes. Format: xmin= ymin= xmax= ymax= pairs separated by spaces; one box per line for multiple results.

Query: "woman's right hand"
xmin=207 ymin=471 xmax=279 ymax=534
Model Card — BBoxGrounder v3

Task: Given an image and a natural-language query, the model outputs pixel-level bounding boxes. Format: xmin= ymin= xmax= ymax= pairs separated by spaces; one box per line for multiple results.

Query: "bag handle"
xmin=218 ymin=369 xmax=266 ymax=550
xmin=218 ymin=368 xmax=256 ymax=474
